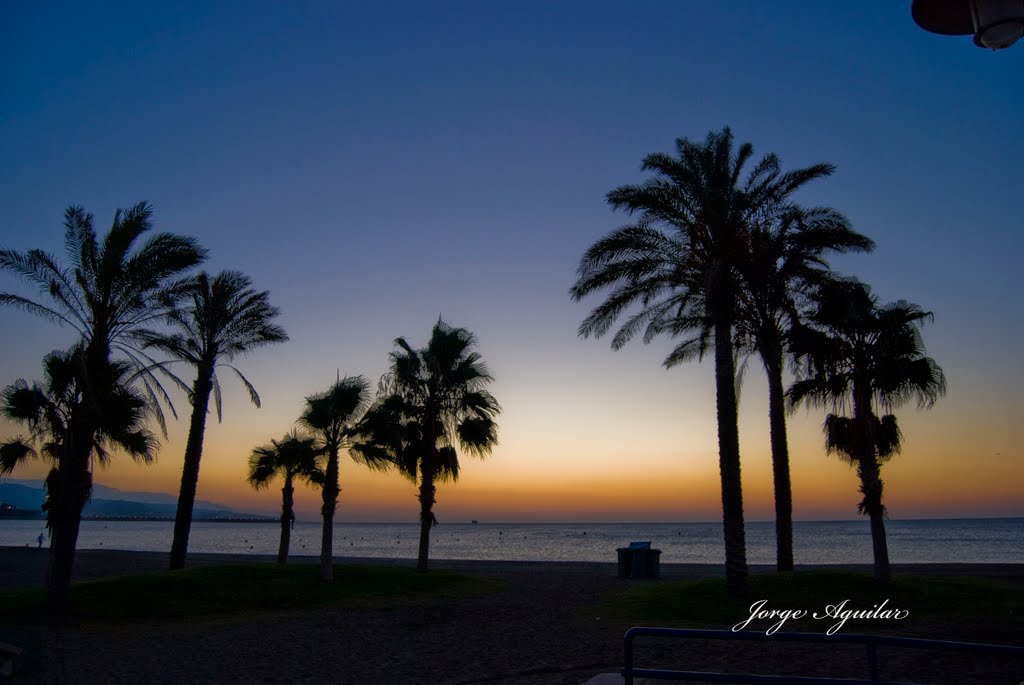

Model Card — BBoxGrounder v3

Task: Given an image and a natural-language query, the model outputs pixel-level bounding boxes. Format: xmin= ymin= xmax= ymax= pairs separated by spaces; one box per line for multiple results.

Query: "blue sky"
xmin=1 ymin=2 xmax=1021 ymax=521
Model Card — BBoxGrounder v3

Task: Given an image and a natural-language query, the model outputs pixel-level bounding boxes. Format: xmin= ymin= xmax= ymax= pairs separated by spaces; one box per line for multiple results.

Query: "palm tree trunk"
xmin=278 ymin=475 xmax=294 ymax=564
xmin=764 ymin=351 xmax=794 ymax=572
xmin=852 ymin=384 xmax=890 ymax=583
xmin=319 ymin=447 xmax=340 ymax=582
xmin=713 ymin=307 xmax=748 ymax=597
xmin=416 ymin=468 xmax=436 ymax=573
xmin=44 ymin=445 xmax=92 ymax=616
xmin=169 ymin=369 xmax=214 ymax=570
xmin=858 ymin=457 xmax=891 ymax=583
xmin=43 ymin=340 xmax=105 ymax=613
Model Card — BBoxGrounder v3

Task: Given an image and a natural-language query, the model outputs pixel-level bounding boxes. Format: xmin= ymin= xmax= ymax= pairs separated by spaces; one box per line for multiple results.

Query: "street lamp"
xmin=912 ymin=0 xmax=1024 ymax=49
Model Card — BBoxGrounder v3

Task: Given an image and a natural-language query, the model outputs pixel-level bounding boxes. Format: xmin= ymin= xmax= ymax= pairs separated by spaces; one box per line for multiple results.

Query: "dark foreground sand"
xmin=1 ymin=547 xmax=1021 ymax=684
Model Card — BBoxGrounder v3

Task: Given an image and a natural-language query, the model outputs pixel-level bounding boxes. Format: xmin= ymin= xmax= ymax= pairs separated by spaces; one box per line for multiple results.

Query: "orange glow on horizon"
xmin=2 ymin=358 xmax=1021 ymax=524
xmin=7 ymin=436 xmax=1017 ymax=524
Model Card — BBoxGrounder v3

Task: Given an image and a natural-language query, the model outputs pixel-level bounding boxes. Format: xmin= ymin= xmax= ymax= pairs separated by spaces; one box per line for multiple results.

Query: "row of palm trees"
xmin=247 ymin=322 xmax=501 ymax=577
xmin=0 ymin=128 xmax=946 ymax=610
xmin=571 ymin=127 xmax=945 ymax=595
xmin=0 ymin=204 xmax=500 ymax=613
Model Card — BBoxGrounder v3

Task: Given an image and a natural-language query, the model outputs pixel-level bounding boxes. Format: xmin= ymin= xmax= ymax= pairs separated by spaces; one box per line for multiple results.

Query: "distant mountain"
xmin=89 ymin=482 xmax=225 ymax=510
xmin=0 ymin=479 xmax=268 ymax=520
xmin=2 ymin=479 xmax=226 ymax=509
xmin=0 ymin=483 xmax=45 ymax=511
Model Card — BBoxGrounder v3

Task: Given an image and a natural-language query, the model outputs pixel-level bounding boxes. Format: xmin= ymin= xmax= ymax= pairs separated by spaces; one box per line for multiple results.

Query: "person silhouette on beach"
xmin=36 ymin=533 xmax=45 ymax=548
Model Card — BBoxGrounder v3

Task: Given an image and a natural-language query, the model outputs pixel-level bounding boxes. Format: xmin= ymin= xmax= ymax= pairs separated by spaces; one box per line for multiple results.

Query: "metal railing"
xmin=622 ymin=627 xmax=1024 ymax=685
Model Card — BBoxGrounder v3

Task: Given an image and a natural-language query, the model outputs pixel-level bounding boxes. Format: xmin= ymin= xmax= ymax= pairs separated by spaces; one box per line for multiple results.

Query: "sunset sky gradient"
xmin=1 ymin=2 xmax=1021 ymax=522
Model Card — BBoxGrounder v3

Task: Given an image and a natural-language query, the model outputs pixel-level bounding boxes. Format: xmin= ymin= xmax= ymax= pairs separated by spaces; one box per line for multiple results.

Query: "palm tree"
xmin=0 ymin=351 xmax=81 ymax=477
xmin=139 ymin=270 xmax=287 ymax=570
xmin=247 ymin=431 xmax=320 ymax=564
xmin=737 ymin=201 xmax=875 ymax=571
xmin=0 ymin=203 xmax=204 ymax=610
xmin=1 ymin=347 xmax=157 ymax=478
xmin=1 ymin=347 xmax=156 ymax=606
xmin=571 ymin=128 xmax=808 ymax=596
xmin=355 ymin=320 xmax=500 ymax=573
xmin=787 ymin=280 xmax=946 ymax=582
xmin=299 ymin=375 xmax=373 ymax=582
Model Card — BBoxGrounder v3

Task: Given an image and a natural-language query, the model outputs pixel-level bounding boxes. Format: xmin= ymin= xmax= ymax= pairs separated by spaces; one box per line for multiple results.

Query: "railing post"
xmin=623 ymin=628 xmax=634 ymax=685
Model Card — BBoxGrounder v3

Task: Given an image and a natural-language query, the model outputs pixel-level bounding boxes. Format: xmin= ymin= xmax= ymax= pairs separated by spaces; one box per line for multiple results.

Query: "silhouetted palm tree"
xmin=139 ymin=270 xmax=287 ymax=570
xmin=1 ymin=347 xmax=156 ymax=607
xmin=247 ymin=431 xmax=320 ymax=564
xmin=1 ymin=347 xmax=156 ymax=481
xmin=299 ymin=375 xmax=373 ymax=581
xmin=0 ymin=351 xmax=80 ymax=477
xmin=571 ymin=128 xmax=804 ymax=596
xmin=0 ymin=203 xmax=204 ymax=610
xmin=355 ymin=320 xmax=500 ymax=573
xmin=787 ymin=280 xmax=945 ymax=582
xmin=738 ymin=200 xmax=874 ymax=571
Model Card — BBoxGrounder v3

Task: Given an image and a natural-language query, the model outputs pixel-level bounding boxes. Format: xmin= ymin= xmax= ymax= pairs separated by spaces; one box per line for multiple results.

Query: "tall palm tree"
xmin=737 ymin=201 xmax=875 ymax=571
xmin=139 ymin=270 xmax=287 ymax=570
xmin=787 ymin=280 xmax=945 ymax=582
xmin=247 ymin=431 xmax=320 ymax=564
xmin=355 ymin=320 xmax=500 ymax=573
xmin=571 ymin=128 xmax=805 ymax=596
xmin=299 ymin=375 xmax=373 ymax=582
xmin=0 ymin=203 xmax=204 ymax=610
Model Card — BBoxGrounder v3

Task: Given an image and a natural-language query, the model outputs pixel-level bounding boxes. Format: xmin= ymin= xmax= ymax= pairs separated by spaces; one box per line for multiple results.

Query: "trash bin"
xmin=644 ymin=548 xmax=661 ymax=578
xmin=617 ymin=548 xmax=631 ymax=577
xmin=616 ymin=541 xmax=661 ymax=579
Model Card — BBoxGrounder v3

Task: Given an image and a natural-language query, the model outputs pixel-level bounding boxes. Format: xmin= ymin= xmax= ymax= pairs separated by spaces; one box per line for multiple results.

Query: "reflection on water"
xmin=0 ymin=518 xmax=1020 ymax=563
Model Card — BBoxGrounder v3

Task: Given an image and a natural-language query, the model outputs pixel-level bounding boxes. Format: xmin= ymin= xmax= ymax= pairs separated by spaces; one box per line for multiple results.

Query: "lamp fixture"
xmin=912 ymin=0 xmax=1024 ymax=49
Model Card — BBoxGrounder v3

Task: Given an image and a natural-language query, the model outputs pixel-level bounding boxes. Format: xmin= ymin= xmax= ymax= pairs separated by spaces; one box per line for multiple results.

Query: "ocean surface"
xmin=1 ymin=518 xmax=1021 ymax=564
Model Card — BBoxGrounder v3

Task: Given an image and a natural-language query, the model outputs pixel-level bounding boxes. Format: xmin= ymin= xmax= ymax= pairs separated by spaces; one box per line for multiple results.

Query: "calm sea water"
xmin=1 ymin=518 xmax=1021 ymax=564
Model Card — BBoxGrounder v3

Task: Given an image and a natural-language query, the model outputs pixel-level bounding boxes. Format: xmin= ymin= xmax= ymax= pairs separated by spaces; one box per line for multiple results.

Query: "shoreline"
xmin=3 ymin=545 xmax=1022 ymax=591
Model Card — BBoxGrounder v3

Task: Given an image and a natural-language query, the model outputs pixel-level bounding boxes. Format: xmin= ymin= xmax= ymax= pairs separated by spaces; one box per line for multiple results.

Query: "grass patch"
xmin=1 ymin=563 xmax=497 ymax=624
xmin=600 ymin=570 xmax=1023 ymax=634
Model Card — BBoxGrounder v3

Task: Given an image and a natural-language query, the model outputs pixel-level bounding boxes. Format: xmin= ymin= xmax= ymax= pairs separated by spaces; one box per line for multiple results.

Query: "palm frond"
xmin=247 ymin=431 xmax=319 ymax=489
xmin=434 ymin=445 xmax=460 ymax=482
xmin=0 ymin=440 xmax=36 ymax=475
xmin=876 ymin=415 xmax=903 ymax=460
xmin=823 ymin=414 xmax=859 ymax=465
xmin=247 ymin=446 xmax=278 ymax=489
xmin=457 ymin=417 xmax=498 ymax=456
xmin=211 ymin=373 xmax=223 ymax=423
xmin=225 ymin=365 xmax=261 ymax=408
xmin=0 ymin=293 xmax=82 ymax=330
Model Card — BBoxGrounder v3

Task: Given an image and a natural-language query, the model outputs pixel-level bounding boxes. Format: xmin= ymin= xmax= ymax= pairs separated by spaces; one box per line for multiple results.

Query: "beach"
xmin=1 ymin=547 xmax=1021 ymax=684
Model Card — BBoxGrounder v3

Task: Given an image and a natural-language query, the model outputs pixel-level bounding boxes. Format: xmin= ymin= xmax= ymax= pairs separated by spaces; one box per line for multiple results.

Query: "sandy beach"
xmin=1 ymin=547 xmax=1021 ymax=684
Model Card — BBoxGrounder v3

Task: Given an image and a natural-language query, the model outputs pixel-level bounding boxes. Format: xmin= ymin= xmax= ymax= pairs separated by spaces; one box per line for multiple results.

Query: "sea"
xmin=1 ymin=518 xmax=1021 ymax=564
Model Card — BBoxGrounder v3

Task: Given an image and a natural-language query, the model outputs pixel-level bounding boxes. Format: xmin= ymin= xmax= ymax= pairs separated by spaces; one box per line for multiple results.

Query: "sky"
xmin=1 ymin=2 xmax=1022 ymax=523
